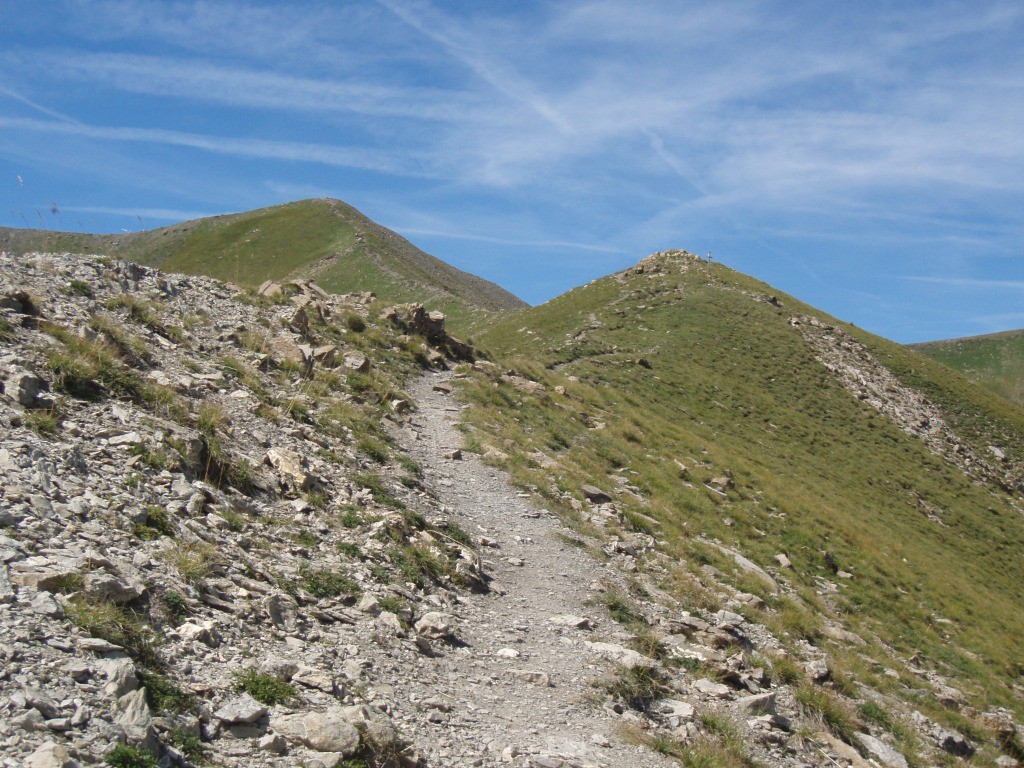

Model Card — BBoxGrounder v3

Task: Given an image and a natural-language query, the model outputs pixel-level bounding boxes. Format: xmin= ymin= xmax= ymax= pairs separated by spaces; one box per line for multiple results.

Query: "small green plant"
xmin=337 ymin=541 xmax=361 ymax=558
xmin=0 ymin=316 xmax=16 ymax=341
xmin=795 ymin=681 xmax=859 ymax=743
xmin=68 ymin=279 xmax=94 ymax=297
xmin=137 ymin=667 xmax=194 ymax=714
xmin=105 ymin=743 xmax=158 ymax=768
xmin=603 ymin=592 xmax=643 ymax=626
xmin=300 ymin=567 xmax=361 ymax=599
xmin=290 ymin=529 xmax=319 ymax=548
xmin=165 ymin=541 xmax=220 ymax=586
xmin=25 ymin=408 xmax=61 ymax=435
xmin=135 ymin=505 xmax=177 ymax=540
xmin=338 ymin=507 xmax=363 ymax=528
xmin=344 ymin=312 xmax=367 ymax=333
xmin=377 ymin=595 xmax=407 ymax=614
xmin=358 ymin=437 xmax=390 ymax=463
xmin=233 ymin=668 xmax=296 ymax=705
xmin=629 ymin=627 xmax=668 ymax=660
xmin=162 ymin=590 xmax=188 ymax=623
xmin=170 ymin=729 xmax=207 ymax=763
xmin=65 ymin=595 xmax=160 ymax=667
xmin=601 ymin=664 xmax=668 ymax=712
xmin=354 ymin=471 xmax=404 ymax=509
xmin=768 ymin=653 xmax=805 ymax=686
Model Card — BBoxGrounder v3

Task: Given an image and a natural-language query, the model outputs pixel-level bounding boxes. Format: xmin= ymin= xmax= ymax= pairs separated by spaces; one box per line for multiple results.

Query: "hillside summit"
xmin=0 ymin=245 xmax=1022 ymax=768
xmin=0 ymin=199 xmax=528 ymax=335
xmin=911 ymin=329 xmax=1024 ymax=407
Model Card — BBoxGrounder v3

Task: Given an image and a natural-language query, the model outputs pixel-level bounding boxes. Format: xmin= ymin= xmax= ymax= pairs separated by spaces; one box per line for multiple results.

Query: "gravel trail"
xmin=388 ymin=370 xmax=674 ymax=768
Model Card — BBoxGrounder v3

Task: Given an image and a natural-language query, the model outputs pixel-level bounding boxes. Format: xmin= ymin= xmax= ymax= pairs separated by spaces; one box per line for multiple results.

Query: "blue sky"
xmin=1 ymin=0 xmax=1022 ymax=343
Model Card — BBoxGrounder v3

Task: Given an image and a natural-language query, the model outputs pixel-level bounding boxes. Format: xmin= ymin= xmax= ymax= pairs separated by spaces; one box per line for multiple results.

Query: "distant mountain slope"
xmin=911 ymin=329 xmax=1024 ymax=407
xmin=456 ymin=250 xmax=1024 ymax=759
xmin=0 ymin=198 xmax=527 ymax=334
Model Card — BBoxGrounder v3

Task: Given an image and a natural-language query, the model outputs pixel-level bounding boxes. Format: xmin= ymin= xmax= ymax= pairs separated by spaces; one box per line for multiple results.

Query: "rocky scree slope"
xmin=458 ymin=249 xmax=1024 ymax=767
xmin=0 ymin=250 xmax=493 ymax=768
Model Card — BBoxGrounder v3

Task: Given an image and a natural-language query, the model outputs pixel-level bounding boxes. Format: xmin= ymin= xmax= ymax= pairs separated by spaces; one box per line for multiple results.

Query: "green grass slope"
xmin=458 ymin=251 xmax=1024 ymax=755
xmin=911 ymin=330 xmax=1024 ymax=407
xmin=0 ymin=199 xmax=526 ymax=335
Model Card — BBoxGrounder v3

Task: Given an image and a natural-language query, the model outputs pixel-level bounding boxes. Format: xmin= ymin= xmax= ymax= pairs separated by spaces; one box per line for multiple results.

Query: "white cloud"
xmin=0 ymin=116 xmax=433 ymax=177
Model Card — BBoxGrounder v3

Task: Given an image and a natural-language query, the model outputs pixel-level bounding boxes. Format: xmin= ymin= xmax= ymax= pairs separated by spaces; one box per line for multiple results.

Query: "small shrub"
xmin=337 ymin=541 xmax=361 ymax=558
xmin=358 ymin=437 xmax=390 ymax=463
xmin=233 ymin=668 xmax=295 ymax=705
xmin=0 ymin=316 xmax=16 ymax=341
xmin=301 ymin=567 xmax=361 ymax=599
xmin=344 ymin=312 xmax=366 ymax=333
xmin=768 ymin=654 xmax=804 ymax=686
xmin=137 ymin=667 xmax=193 ymax=714
xmin=603 ymin=592 xmax=643 ymax=626
xmin=601 ymin=664 xmax=668 ymax=712
xmin=65 ymin=596 xmax=160 ymax=667
xmin=166 ymin=541 xmax=220 ymax=586
xmin=68 ymin=279 xmax=94 ymax=297
xmin=377 ymin=595 xmax=406 ymax=614
xmin=25 ymin=409 xmax=61 ymax=435
xmin=629 ymin=627 xmax=668 ymax=660
xmin=431 ymin=520 xmax=473 ymax=547
xmin=354 ymin=471 xmax=404 ymax=509
xmin=105 ymin=743 xmax=158 ymax=768
xmin=338 ymin=507 xmax=363 ymax=528
xmin=196 ymin=402 xmax=228 ymax=436
xmin=290 ymin=530 xmax=319 ymax=548
xmin=795 ymin=682 xmax=859 ymax=743
xmin=134 ymin=506 xmax=176 ymax=540
xmin=162 ymin=590 xmax=189 ymax=623
xmin=170 ymin=729 xmax=207 ymax=762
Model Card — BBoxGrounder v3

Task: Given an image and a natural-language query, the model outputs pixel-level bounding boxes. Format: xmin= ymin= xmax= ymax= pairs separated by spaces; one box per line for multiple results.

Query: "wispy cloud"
xmin=61 ymin=204 xmax=217 ymax=222
xmin=8 ymin=51 xmax=476 ymax=121
xmin=0 ymin=116 xmax=431 ymax=176
xmin=397 ymin=226 xmax=625 ymax=254
xmin=902 ymin=276 xmax=1024 ymax=290
xmin=372 ymin=0 xmax=571 ymax=132
xmin=0 ymin=85 xmax=82 ymax=124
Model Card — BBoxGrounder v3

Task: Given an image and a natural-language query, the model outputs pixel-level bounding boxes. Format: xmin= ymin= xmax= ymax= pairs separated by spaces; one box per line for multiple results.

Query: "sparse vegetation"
xmin=301 ymin=567 xmax=361 ymax=599
xmin=105 ymin=744 xmax=159 ymax=768
xmin=233 ymin=668 xmax=295 ymax=705
xmin=600 ymin=664 xmax=668 ymax=713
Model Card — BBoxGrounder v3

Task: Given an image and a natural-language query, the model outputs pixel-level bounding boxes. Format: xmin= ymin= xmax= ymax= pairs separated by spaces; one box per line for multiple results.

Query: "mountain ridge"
xmin=0 ymin=198 xmax=527 ymax=336
xmin=1 ymin=221 xmax=1023 ymax=766
xmin=910 ymin=329 xmax=1024 ymax=407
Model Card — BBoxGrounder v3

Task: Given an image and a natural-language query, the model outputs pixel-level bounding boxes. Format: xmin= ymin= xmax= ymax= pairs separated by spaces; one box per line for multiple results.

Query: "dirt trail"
xmin=388 ymin=370 xmax=674 ymax=768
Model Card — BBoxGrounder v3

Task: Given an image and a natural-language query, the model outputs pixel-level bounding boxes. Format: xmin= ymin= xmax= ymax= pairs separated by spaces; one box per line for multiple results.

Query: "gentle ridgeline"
xmin=0 ymin=247 xmax=1022 ymax=768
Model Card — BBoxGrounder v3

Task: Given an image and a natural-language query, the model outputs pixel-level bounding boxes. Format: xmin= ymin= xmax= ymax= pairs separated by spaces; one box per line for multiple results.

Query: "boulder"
xmin=581 ymin=485 xmax=613 ymax=504
xmin=265 ymin=592 xmax=300 ymax=631
xmin=275 ymin=709 xmax=360 ymax=755
xmin=414 ymin=611 xmax=456 ymax=640
xmin=938 ymin=731 xmax=975 ymax=758
xmin=24 ymin=742 xmax=80 ymax=768
xmin=265 ymin=447 xmax=315 ymax=492
xmin=853 ymin=733 xmax=908 ymax=768
xmin=215 ymin=693 xmax=268 ymax=725
xmin=83 ymin=571 xmax=144 ymax=604
xmin=4 ymin=368 xmax=44 ymax=406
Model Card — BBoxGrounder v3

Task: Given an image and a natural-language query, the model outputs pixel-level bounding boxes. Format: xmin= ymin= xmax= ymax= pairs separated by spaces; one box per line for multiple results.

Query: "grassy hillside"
xmin=0 ymin=198 xmax=526 ymax=335
xmin=911 ymin=330 xmax=1024 ymax=407
xmin=456 ymin=251 xmax=1024 ymax=761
